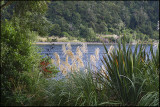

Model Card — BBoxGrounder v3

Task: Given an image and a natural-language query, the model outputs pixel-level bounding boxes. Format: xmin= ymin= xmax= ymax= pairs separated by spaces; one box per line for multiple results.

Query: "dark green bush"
xmin=1 ymin=20 xmax=42 ymax=106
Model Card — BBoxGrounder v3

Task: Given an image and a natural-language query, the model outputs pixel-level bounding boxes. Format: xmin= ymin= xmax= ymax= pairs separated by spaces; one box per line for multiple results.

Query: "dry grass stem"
xmin=65 ymin=55 xmax=68 ymax=64
xmin=60 ymin=64 xmax=67 ymax=76
xmin=53 ymin=43 xmax=101 ymax=74
xmin=84 ymin=69 xmax=88 ymax=73
xmin=108 ymin=45 xmax=114 ymax=55
xmin=76 ymin=56 xmax=84 ymax=68
xmin=54 ymin=52 xmax=60 ymax=67
xmin=76 ymin=46 xmax=83 ymax=58
xmin=90 ymin=55 xmax=97 ymax=71
xmin=62 ymin=70 xmax=67 ymax=76
xmin=90 ymin=55 xmax=96 ymax=65
xmin=59 ymin=64 xmax=64 ymax=72
xmin=67 ymin=43 xmax=72 ymax=50
xmin=101 ymin=65 xmax=106 ymax=76
xmin=62 ymin=44 xmax=67 ymax=56
xmin=66 ymin=50 xmax=74 ymax=61
xmin=95 ymin=48 xmax=100 ymax=60
xmin=81 ymin=43 xmax=88 ymax=53
xmin=153 ymin=43 xmax=158 ymax=49
xmin=71 ymin=61 xmax=77 ymax=72
xmin=51 ymin=58 xmax=54 ymax=64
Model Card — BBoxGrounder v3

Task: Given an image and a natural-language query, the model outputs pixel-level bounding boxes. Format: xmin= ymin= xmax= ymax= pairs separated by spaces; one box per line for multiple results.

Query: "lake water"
xmin=37 ymin=44 xmax=153 ymax=67
xmin=37 ymin=43 xmax=154 ymax=80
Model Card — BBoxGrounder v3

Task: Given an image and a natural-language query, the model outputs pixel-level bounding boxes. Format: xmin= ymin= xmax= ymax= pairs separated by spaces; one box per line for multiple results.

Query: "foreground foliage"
xmin=96 ymin=40 xmax=159 ymax=106
xmin=30 ymin=41 xmax=159 ymax=106
xmin=1 ymin=20 xmax=42 ymax=105
xmin=1 ymin=1 xmax=52 ymax=105
xmin=29 ymin=70 xmax=121 ymax=106
xmin=39 ymin=41 xmax=159 ymax=106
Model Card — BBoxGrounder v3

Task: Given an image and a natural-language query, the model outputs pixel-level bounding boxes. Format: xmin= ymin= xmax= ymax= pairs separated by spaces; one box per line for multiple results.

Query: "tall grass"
xmin=96 ymin=40 xmax=159 ymax=106
xmin=52 ymin=43 xmax=100 ymax=75
xmin=39 ymin=69 xmax=121 ymax=106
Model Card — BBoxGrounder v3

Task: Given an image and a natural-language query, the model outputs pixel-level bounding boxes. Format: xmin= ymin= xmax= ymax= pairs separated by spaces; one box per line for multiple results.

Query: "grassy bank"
xmin=37 ymin=35 xmax=158 ymax=45
xmin=37 ymin=36 xmax=85 ymax=42
xmin=34 ymin=42 xmax=159 ymax=45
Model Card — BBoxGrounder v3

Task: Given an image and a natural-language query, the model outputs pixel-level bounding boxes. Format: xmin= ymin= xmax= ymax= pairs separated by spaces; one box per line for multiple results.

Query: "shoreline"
xmin=33 ymin=42 xmax=159 ymax=45
xmin=34 ymin=42 xmax=112 ymax=45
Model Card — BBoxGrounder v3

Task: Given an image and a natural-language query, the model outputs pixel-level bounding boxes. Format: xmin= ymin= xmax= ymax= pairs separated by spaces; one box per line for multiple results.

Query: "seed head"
xmin=76 ymin=46 xmax=83 ymax=58
xmin=66 ymin=50 xmax=74 ymax=61
xmin=108 ymin=45 xmax=114 ymax=55
xmin=90 ymin=55 xmax=96 ymax=65
xmin=84 ymin=69 xmax=88 ymax=73
xmin=51 ymin=58 xmax=54 ymax=64
xmin=95 ymin=48 xmax=100 ymax=60
xmin=67 ymin=43 xmax=72 ymax=50
xmin=90 ymin=55 xmax=97 ymax=71
xmin=71 ymin=61 xmax=77 ymax=72
xmin=62 ymin=44 xmax=66 ymax=55
xmin=81 ymin=43 xmax=88 ymax=53
xmin=76 ymin=56 xmax=84 ymax=68
xmin=54 ymin=52 xmax=60 ymax=67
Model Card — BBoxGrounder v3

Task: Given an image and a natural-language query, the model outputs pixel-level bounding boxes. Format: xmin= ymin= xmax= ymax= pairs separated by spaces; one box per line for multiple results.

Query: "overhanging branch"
xmin=1 ymin=1 xmax=13 ymax=9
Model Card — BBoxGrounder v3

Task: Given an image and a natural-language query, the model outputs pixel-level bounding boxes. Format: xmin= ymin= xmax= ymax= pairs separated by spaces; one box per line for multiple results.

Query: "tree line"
xmin=46 ymin=1 xmax=159 ymax=41
xmin=1 ymin=1 xmax=159 ymax=42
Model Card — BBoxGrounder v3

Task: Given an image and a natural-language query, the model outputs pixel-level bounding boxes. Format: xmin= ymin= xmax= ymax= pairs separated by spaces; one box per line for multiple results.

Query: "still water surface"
xmin=37 ymin=44 xmax=152 ymax=68
xmin=37 ymin=44 xmax=152 ymax=80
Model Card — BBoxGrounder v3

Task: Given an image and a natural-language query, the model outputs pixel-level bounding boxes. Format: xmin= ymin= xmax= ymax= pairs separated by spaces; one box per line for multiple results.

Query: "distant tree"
xmin=51 ymin=24 xmax=61 ymax=36
xmin=86 ymin=28 xmax=96 ymax=41
xmin=80 ymin=24 xmax=88 ymax=38
xmin=72 ymin=12 xmax=81 ymax=25
xmin=1 ymin=1 xmax=52 ymax=36
xmin=95 ymin=22 xmax=108 ymax=34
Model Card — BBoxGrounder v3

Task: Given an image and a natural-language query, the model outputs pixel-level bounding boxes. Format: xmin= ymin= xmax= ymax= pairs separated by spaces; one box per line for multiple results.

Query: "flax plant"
xmin=137 ymin=43 xmax=159 ymax=106
xmin=97 ymin=40 xmax=159 ymax=106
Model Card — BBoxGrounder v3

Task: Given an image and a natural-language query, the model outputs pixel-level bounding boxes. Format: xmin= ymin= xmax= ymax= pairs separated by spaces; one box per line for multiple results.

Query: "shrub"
xmin=1 ymin=20 xmax=42 ymax=106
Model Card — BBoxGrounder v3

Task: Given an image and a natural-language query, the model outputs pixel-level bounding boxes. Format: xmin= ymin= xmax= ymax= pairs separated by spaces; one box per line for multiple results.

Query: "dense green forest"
xmin=46 ymin=1 xmax=159 ymax=42
xmin=1 ymin=1 xmax=159 ymax=42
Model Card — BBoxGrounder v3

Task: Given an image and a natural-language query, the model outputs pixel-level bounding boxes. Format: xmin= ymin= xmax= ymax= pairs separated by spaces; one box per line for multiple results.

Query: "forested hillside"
xmin=1 ymin=1 xmax=159 ymax=42
xmin=46 ymin=1 xmax=159 ymax=42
